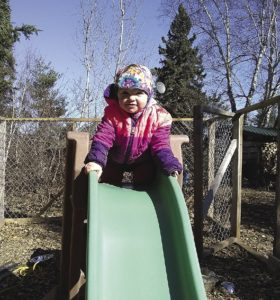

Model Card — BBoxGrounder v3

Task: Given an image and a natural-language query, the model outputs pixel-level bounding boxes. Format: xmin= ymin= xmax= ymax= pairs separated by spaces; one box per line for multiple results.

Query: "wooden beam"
xmin=202 ymin=105 xmax=235 ymax=117
xmin=231 ymin=115 xmax=244 ymax=239
xmin=235 ymin=241 xmax=280 ymax=276
xmin=235 ymin=95 xmax=280 ymax=116
xmin=203 ymin=139 xmax=237 ymax=217
xmin=274 ymin=101 xmax=280 ymax=258
xmin=210 ymin=237 xmax=237 ymax=254
xmin=236 ymin=239 xmax=269 ymax=265
xmin=208 ymin=122 xmax=216 ymax=189
xmin=207 ymin=122 xmax=216 ymax=218
xmin=193 ymin=105 xmax=204 ymax=260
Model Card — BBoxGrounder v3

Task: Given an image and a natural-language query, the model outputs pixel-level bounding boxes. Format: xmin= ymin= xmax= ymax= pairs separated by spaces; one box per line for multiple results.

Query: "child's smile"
xmin=118 ymin=88 xmax=148 ymax=114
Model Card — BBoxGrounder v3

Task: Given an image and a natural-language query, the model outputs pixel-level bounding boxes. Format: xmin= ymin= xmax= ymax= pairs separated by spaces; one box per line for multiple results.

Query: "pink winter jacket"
xmin=85 ymin=96 xmax=182 ymax=175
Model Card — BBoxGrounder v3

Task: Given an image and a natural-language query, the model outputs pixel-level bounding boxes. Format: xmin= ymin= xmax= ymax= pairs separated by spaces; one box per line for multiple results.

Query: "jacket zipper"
xmin=124 ymin=118 xmax=136 ymax=164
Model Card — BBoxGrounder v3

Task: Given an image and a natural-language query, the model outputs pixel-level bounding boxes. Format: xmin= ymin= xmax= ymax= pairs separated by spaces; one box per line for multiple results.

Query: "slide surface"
xmin=86 ymin=172 xmax=207 ymax=300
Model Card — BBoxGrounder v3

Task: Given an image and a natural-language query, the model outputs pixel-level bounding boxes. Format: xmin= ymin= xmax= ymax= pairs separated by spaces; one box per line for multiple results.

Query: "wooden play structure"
xmin=43 ymin=133 xmax=191 ymax=300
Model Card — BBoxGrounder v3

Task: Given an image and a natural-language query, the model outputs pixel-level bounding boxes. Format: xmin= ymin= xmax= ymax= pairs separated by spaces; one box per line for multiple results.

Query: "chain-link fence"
xmin=191 ymin=100 xmax=280 ymax=266
xmin=4 ymin=121 xmax=72 ymax=218
xmin=2 ymin=119 xmax=193 ymax=219
xmin=203 ymin=118 xmax=233 ymax=246
xmin=0 ymin=121 xmax=5 ymax=221
xmin=172 ymin=120 xmax=194 ymax=205
xmin=192 ymin=105 xmax=237 ymax=258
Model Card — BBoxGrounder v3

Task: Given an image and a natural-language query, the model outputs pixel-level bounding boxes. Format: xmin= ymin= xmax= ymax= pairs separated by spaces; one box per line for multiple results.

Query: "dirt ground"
xmin=203 ymin=188 xmax=280 ymax=300
xmin=0 ymin=188 xmax=279 ymax=300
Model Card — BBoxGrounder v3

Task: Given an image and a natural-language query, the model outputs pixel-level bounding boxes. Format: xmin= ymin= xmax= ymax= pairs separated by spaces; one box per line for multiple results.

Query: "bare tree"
xmin=72 ymin=0 xmax=103 ymax=118
xmin=111 ymin=0 xmax=147 ymax=76
xmin=3 ymin=51 xmax=68 ymax=217
xmin=71 ymin=0 xmax=147 ymax=119
xmin=114 ymin=0 xmax=126 ymax=78
xmin=160 ymin=0 xmax=280 ymax=118
xmin=6 ymin=50 xmax=35 ymax=163
xmin=256 ymin=0 xmax=280 ymax=126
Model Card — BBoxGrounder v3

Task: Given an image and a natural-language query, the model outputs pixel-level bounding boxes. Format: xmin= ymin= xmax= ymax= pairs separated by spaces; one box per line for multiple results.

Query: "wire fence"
xmin=5 ymin=112 xmax=276 ymax=262
xmin=0 ymin=121 xmax=5 ymax=221
xmin=2 ymin=119 xmax=194 ymax=219
xmin=1 ymin=116 xmax=237 ymax=253
xmin=203 ymin=118 xmax=233 ymax=246
xmin=172 ymin=120 xmax=194 ymax=206
xmin=4 ymin=121 xmax=71 ymax=218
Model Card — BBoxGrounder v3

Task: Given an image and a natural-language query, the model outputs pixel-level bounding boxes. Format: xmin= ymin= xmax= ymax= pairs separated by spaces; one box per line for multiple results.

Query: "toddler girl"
xmin=84 ymin=64 xmax=182 ymax=186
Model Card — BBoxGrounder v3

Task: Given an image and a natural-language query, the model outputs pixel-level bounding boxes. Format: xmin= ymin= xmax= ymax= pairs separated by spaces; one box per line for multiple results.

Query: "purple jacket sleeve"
xmin=150 ymin=114 xmax=183 ymax=175
xmin=84 ymin=113 xmax=115 ymax=168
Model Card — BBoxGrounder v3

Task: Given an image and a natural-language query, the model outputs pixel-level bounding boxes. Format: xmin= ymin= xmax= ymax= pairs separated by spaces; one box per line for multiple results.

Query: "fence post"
xmin=274 ymin=102 xmax=280 ymax=258
xmin=0 ymin=120 xmax=6 ymax=227
xmin=193 ymin=105 xmax=204 ymax=259
xmin=207 ymin=121 xmax=216 ymax=218
xmin=231 ymin=114 xmax=244 ymax=239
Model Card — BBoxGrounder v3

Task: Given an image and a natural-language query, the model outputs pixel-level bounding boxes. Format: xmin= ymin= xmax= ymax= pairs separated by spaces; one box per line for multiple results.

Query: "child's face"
xmin=117 ymin=88 xmax=148 ymax=114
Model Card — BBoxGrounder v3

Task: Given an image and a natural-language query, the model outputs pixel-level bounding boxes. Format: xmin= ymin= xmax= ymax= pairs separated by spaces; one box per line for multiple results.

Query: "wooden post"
xmin=170 ymin=135 xmax=189 ymax=188
xmin=231 ymin=114 xmax=244 ymax=238
xmin=68 ymin=132 xmax=89 ymax=300
xmin=71 ymin=122 xmax=77 ymax=131
xmin=193 ymin=105 xmax=204 ymax=260
xmin=59 ymin=135 xmax=77 ymax=299
xmin=59 ymin=132 xmax=89 ymax=300
xmin=208 ymin=121 xmax=216 ymax=218
xmin=274 ymin=101 xmax=280 ymax=258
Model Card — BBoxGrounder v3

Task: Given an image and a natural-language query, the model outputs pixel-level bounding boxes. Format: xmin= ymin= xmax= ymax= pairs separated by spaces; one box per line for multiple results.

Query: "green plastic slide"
xmin=86 ymin=171 xmax=207 ymax=300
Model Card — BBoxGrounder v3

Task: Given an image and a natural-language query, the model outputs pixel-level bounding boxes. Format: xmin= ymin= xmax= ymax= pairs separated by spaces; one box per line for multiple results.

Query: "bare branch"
xmin=114 ymin=0 xmax=126 ymax=79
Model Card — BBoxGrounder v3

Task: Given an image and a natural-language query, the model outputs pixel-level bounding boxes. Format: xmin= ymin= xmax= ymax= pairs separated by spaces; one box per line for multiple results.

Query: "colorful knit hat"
xmin=115 ymin=64 xmax=154 ymax=98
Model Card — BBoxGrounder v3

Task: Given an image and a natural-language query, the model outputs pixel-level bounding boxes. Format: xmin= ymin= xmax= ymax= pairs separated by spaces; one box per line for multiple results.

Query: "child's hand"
xmin=171 ymin=171 xmax=179 ymax=178
xmin=84 ymin=162 xmax=103 ymax=178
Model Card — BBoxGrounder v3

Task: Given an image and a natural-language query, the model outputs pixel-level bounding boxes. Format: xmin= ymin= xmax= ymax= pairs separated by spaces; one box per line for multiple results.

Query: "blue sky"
xmin=10 ymin=0 xmax=170 ymax=86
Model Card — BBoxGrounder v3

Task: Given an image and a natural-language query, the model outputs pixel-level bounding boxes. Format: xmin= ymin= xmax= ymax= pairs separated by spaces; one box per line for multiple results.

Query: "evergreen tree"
xmin=0 ymin=0 xmax=15 ymax=111
xmin=22 ymin=58 xmax=67 ymax=118
xmin=0 ymin=0 xmax=39 ymax=115
xmin=154 ymin=4 xmax=206 ymax=117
